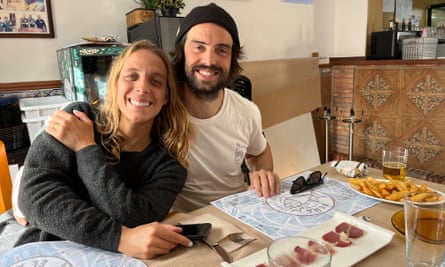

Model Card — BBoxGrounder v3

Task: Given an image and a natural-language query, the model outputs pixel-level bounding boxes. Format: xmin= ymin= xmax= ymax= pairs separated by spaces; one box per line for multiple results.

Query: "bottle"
xmin=401 ymin=18 xmax=406 ymax=32
xmin=422 ymin=27 xmax=428 ymax=37
xmin=389 ymin=19 xmax=394 ymax=31
xmin=408 ymin=17 xmax=412 ymax=31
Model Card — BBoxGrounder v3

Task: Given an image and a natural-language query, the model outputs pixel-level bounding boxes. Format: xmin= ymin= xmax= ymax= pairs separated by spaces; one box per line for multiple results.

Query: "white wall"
xmin=0 ymin=0 xmax=368 ymax=176
xmin=0 ymin=0 xmax=368 ymax=83
xmin=185 ymin=0 xmax=316 ymax=61
xmin=333 ymin=0 xmax=368 ymax=57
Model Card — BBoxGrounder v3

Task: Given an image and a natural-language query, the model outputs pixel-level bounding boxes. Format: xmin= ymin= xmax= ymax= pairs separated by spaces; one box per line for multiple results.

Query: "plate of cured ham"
xmin=297 ymin=212 xmax=394 ymax=266
xmin=221 ymin=211 xmax=394 ymax=267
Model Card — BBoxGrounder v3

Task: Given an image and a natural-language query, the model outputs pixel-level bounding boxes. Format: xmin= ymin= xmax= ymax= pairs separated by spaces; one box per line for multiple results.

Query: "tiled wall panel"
xmin=330 ymin=64 xmax=445 ymax=178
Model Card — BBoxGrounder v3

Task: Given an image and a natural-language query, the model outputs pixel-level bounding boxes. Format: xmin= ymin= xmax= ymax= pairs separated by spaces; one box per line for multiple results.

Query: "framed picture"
xmin=0 ymin=0 xmax=54 ymax=38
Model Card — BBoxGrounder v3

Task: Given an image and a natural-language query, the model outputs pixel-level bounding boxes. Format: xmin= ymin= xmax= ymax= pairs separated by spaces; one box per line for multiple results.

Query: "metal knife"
xmin=201 ymin=239 xmax=233 ymax=263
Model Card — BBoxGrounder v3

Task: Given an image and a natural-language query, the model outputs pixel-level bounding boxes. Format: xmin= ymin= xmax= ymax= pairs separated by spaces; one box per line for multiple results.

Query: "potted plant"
xmin=126 ymin=0 xmax=157 ymax=29
xmin=134 ymin=0 xmax=157 ymax=9
xmin=154 ymin=0 xmax=185 ymax=17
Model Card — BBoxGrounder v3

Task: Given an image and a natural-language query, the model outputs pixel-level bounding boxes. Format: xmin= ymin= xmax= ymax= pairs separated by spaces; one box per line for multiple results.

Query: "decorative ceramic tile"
xmin=360 ymin=122 xmax=390 ymax=153
xmin=406 ymin=76 xmax=445 ymax=114
xmin=360 ymin=74 xmax=393 ymax=109
xmin=407 ymin=127 xmax=442 ymax=163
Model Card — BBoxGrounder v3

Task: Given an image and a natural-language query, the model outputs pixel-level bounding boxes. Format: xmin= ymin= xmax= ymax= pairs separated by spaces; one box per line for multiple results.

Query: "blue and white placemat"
xmin=0 ymin=240 xmax=145 ymax=267
xmin=211 ymin=171 xmax=379 ymax=240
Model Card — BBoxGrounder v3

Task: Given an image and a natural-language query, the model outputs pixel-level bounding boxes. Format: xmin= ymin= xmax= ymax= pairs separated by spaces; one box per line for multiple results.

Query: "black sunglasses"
xmin=290 ymin=171 xmax=326 ymax=194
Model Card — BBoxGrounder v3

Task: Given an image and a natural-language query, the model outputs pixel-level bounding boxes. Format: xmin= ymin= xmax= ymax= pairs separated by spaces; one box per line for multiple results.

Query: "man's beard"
xmin=185 ymin=64 xmax=229 ymax=100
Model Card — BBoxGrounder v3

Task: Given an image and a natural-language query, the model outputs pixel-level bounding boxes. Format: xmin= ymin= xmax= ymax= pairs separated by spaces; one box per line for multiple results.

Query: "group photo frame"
xmin=0 ymin=0 xmax=54 ymax=38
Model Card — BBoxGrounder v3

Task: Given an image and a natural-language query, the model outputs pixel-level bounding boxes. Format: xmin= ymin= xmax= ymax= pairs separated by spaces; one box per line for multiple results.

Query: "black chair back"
xmin=227 ymin=75 xmax=253 ymax=184
xmin=228 ymin=75 xmax=252 ymax=100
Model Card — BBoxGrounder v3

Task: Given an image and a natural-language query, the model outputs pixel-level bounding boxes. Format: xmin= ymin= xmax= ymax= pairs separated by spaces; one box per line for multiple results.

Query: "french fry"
xmin=393 ymin=180 xmax=407 ymax=192
xmin=386 ymin=183 xmax=396 ymax=191
xmin=410 ymin=193 xmax=431 ymax=202
xmin=349 ymin=176 xmax=442 ymax=203
xmin=365 ymin=180 xmax=383 ymax=198
xmin=380 ymin=189 xmax=390 ymax=197
xmin=425 ymin=195 xmax=442 ymax=202
xmin=361 ymin=181 xmax=374 ymax=196
xmin=418 ymin=184 xmax=429 ymax=193
xmin=385 ymin=191 xmax=406 ymax=201
xmin=377 ymin=183 xmax=387 ymax=190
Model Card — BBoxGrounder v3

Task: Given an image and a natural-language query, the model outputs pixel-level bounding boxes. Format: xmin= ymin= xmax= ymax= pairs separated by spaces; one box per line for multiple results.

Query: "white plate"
xmin=349 ymin=182 xmax=403 ymax=205
xmin=222 ymin=212 xmax=394 ymax=267
xmin=82 ymin=36 xmax=118 ymax=42
xmin=349 ymin=179 xmax=441 ymax=205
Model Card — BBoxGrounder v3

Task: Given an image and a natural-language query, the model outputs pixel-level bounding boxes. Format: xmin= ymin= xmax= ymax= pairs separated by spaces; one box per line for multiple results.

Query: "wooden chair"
xmin=0 ymin=140 xmax=12 ymax=214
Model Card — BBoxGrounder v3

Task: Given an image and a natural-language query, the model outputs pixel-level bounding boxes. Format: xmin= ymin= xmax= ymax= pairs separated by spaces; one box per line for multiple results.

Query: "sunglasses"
xmin=290 ymin=171 xmax=326 ymax=194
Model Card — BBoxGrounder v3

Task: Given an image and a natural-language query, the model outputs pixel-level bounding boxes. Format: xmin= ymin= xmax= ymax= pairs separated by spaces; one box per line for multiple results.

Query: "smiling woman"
xmin=2 ymin=40 xmax=195 ymax=259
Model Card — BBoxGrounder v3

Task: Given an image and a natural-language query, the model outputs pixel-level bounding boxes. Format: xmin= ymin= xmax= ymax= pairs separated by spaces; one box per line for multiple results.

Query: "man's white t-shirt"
xmin=173 ymin=89 xmax=267 ymax=212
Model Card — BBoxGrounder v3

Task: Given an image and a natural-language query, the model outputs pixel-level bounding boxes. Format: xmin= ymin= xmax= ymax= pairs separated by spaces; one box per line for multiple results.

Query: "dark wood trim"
xmin=328 ymin=57 xmax=445 ymax=66
xmin=0 ymin=80 xmax=61 ymax=92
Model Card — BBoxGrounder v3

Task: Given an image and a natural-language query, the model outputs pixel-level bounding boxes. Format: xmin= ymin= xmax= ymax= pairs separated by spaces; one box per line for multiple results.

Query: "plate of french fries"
xmin=348 ymin=176 xmax=443 ymax=205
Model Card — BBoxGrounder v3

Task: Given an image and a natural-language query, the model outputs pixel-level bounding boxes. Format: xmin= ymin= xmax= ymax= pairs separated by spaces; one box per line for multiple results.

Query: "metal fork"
xmin=201 ymin=238 xmax=233 ymax=263
xmin=229 ymin=234 xmax=255 ymax=246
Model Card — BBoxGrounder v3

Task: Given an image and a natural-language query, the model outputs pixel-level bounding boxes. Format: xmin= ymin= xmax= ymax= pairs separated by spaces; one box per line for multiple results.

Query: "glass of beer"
xmin=404 ymin=192 xmax=445 ymax=267
xmin=382 ymin=146 xmax=408 ymax=181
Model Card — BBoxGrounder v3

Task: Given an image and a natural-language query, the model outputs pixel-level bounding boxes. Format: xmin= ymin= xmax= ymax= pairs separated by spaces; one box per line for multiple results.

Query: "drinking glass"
xmin=404 ymin=192 xmax=445 ymax=267
xmin=267 ymin=236 xmax=331 ymax=267
xmin=382 ymin=146 xmax=408 ymax=181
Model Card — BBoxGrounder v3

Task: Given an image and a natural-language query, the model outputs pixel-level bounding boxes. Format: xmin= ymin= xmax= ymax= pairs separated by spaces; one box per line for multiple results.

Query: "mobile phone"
xmin=176 ymin=223 xmax=212 ymax=240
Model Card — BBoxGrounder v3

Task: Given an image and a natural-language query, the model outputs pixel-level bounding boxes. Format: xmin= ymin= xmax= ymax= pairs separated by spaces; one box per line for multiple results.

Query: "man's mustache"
xmin=192 ymin=64 xmax=223 ymax=73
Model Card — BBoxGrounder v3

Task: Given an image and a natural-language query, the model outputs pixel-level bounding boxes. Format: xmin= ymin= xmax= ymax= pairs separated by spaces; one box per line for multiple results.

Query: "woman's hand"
xmin=118 ymin=222 xmax=193 ymax=259
xmin=13 ymin=208 xmax=29 ymax=226
xmin=46 ymin=109 xmax=96 ymax=152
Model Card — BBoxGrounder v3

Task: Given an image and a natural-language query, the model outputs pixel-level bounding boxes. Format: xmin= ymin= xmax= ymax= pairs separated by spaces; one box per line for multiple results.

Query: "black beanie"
xmin=175 ymin=3 xmax=240 ymax=47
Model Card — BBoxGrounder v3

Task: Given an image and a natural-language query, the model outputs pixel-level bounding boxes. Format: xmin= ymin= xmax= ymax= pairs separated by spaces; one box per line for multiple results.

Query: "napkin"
xmin=179 ymin=213 xmax=256 ymax=253
xmin=331 ymin=160 xmax=368 ymax=177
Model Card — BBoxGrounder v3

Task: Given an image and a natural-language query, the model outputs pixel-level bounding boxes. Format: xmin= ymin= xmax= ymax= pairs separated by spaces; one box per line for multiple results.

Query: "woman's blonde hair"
xmin=96 ymin=40 xmax=192 ymax=167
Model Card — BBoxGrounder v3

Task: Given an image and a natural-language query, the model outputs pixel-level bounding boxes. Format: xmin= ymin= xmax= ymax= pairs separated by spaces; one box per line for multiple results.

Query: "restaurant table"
xmin=143 ymin=163 xmax=445 ymax=267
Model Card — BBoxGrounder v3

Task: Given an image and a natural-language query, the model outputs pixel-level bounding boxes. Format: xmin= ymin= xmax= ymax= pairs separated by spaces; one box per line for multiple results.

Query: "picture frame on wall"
xmin=0 ymin=0 xmax=54 ymax=38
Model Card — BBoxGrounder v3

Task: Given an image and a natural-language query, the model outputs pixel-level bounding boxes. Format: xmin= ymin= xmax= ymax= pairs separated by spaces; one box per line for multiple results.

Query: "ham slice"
xmin=308 ymin=240 xmax=329 ymax=254
xmin=322 ymin=222 xmax=365 ymax=248
xmin=335 ymin=222 xmax=365 ymax=238
xmin=294 ymin=245 xmax=317 ymax=264
xmin=322 ymin=230 xmax=352 ymax=247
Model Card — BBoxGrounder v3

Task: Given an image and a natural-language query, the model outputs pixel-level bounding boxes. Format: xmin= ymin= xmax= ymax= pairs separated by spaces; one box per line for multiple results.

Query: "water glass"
xmin=405 ymin=192 xmax=445 ymax=267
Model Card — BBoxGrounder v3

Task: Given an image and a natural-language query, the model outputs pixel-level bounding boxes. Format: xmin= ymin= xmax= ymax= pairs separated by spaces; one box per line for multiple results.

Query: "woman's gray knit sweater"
xmin=15 ymin=102 xmax=186 ymax=252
